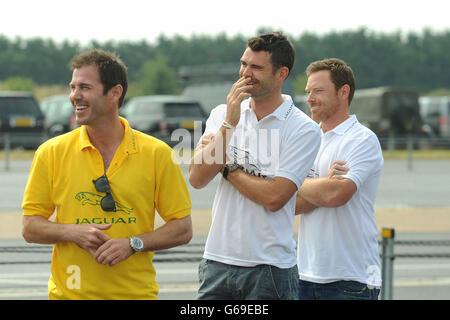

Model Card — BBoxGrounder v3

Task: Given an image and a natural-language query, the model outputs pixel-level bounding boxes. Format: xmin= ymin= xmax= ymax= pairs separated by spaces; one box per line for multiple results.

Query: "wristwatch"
xmin=129 ymin=236 xmax=144 ymax=253
xmin=222 ymin=163 xmax=241 ymax=180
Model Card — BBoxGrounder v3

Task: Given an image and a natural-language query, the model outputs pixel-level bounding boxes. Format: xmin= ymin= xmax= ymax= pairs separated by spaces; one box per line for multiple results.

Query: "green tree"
xmin=136 ymin=55 xmax=180 ymax=95
xmin=293 ymin=73 xmax=308 ymax=95
xmin=2 ymin=76 xmax=34 ymax=91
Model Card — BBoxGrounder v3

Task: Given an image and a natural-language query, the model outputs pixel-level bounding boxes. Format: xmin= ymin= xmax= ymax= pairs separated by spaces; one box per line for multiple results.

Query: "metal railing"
xmin=380 ymin=227 xmax=450 ymax=300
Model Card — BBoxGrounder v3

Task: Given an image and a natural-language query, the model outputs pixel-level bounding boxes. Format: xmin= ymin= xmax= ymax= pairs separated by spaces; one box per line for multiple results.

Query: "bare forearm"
xmin=299 ymin=177 xmax=356 ymax=208
xmin=140 ymin=215 xmax=192 ymax=252
xmin=22 ymin=215 xmax=73 ymax=244
xmin=189 ymin=127 xmax=232 ymax=189
xmin=227 ymin=169 xmax=297 ymax=212
xmin=295 ymin=194 xmax=318 ymax=215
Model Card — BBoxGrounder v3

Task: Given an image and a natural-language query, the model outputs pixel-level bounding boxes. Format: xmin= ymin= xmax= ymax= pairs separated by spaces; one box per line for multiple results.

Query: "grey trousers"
xmin=196 ymin=259 xmax=299 ymax=300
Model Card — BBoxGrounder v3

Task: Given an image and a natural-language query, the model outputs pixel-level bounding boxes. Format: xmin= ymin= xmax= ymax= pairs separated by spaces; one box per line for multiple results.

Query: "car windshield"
xmin=0 ymin=97 xmax=41 ymax=115
xmin=163 ymin=103 xmax=204 ymax=118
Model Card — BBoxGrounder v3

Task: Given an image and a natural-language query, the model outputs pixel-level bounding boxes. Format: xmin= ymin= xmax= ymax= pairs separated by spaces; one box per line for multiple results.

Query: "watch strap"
xmin=222 ymin=165 xmax=230 ymax=180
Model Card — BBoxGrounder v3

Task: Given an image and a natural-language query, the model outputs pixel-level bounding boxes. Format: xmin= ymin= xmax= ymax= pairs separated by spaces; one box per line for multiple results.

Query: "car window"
xmin=163 ymin=103 xmax=205 ymax=117
xmin=0 ymin=97 xmax=41 ymax=115
xmin=46 ymin=102 xmax=59 ymax=118
xmin=61 ymin=101 xmax=74 ymax=117
xmin=136 ymin=102 xmax=163 ymax=115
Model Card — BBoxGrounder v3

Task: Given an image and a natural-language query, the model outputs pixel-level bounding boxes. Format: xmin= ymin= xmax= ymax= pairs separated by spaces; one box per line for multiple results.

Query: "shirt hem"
xmin=204 ymin=252 xmax=297 ymax=269
xmin=299 ymin=273 xmax=381 ymax=287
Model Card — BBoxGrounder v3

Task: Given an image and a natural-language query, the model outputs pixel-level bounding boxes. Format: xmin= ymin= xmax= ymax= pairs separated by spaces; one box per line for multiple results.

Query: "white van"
xmin=419 ymin=96 xmax=450 ymax=137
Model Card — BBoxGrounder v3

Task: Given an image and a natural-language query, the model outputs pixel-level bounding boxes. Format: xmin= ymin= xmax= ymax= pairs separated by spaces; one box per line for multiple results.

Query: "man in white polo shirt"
xmin=189 ymin=32 xmax=321 ymax=300
xmin=295 ymin=58 xmax=384 ymax=300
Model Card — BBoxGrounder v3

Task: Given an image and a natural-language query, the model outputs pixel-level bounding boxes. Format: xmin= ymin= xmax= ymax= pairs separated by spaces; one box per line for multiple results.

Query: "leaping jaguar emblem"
xmin=75 ymin=192 xmax=133 ymax=215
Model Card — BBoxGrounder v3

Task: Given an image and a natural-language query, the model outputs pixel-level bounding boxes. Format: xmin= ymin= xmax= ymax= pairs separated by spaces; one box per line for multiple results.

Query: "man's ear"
xmin=278 ymin=66 xmax=290 ymax=81
xmin=109 ymin=84 xmax=123 ymax=103
xmin=339 ymin=84 xmax=350 ymax=102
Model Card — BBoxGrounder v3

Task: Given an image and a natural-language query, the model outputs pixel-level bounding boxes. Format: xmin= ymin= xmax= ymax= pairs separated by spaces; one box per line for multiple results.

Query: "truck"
xmin=349 ymin=87 xmax=429 ymax=139
xmin=419 ymin=96 xmax=450 ymax=138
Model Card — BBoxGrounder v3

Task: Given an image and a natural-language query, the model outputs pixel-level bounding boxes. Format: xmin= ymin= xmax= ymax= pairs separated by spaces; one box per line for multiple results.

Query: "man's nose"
xmin=70 ymin=86 xmax=81 ymax=100
xmin=240 ymin=66 xmax=252 ymax=78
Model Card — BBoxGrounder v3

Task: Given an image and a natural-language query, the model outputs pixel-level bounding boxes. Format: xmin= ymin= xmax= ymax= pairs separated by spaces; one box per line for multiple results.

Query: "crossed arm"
xmin=226 ymin=170 xmax=298 ymax=212
xmin=295 ymin=161 xmax=357 ymax=215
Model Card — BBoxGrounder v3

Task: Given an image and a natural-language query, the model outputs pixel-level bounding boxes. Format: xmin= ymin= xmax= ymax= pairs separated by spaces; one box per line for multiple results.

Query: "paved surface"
xmin=1 ymin=157 xmax=450 ymax=300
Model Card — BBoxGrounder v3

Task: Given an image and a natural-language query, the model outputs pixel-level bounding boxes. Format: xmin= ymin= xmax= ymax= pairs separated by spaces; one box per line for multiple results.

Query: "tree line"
xmin=0 ymin=27 xmax=449 ymax=95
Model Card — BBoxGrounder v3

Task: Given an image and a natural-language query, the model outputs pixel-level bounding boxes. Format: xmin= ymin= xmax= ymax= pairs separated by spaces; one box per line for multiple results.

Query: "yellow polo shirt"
xmin=22 ymin=117 xmax=191 ymax=299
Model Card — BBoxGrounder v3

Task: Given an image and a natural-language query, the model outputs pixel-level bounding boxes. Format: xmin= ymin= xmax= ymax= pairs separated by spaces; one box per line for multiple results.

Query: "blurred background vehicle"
xmin=419 ymin=96 xmax=450 ymax=138
xmin=0 ymin=91 xmax=45 ymax=149
xmin=295 ymin=87 xmax=435 ymax=149
xmin=348 ymin=87 xmax=433 ymax=148
xmin=120 ymin=95 xmax=207 ymax=147
xmin=39 ymin=94 xmax=77 ymax=138
xmin=350 ymin=87 xmax=428 ymax=137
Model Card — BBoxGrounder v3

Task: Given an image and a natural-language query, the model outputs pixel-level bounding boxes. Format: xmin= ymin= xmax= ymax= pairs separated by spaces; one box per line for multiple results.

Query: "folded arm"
xmin=226 ymin=169 xmax=298 ymax=212
xmin=295 ymin=161 xmax=356 ymax=214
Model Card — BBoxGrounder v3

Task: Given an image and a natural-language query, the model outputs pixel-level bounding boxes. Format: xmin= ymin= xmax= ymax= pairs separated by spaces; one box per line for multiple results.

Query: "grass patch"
xmin=382 ymin=149 xmax=450 ymax=160
xmin=0 ymin=149 xmax=36 ymax=160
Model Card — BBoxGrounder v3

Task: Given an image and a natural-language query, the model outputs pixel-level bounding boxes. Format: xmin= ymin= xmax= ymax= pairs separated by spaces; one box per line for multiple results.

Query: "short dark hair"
xmin=306 ymin=58 xmax=356 ymax=105
xmin=70 ymin=49 xmax=128 ymax=107
xmin=247 ymin=32 xmax=295 ymax=75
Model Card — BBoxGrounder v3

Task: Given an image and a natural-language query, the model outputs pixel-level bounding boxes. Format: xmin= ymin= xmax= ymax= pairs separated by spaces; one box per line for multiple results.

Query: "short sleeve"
xmin=154 ymin=147 xmax=192 ymax=222
xmin=276 ymin=122 xmax=321 ymax=189
xmin=340 ymin=133 xmax=384 ymax=190
xmin=22 ymin=146 xmax=56 ymax=219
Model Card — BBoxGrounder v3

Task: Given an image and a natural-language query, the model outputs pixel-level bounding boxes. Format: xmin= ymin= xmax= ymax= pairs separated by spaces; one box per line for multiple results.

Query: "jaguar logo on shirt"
xmin=75 ymin=192 xmax=133 ymax=215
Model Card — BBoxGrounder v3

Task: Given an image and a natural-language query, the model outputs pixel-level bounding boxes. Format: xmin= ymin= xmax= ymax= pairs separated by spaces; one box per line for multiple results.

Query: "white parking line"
xmin=156 ymin=268 xmax=197 ymax=275
xmin=0 ymin=289 xmax=48 ymax=299
xmin=394 ymin=277 xmax=450 ymax=287
xmin=395 ymin=263 xmax=450 ymax=271
xmin=0 ymin=279 xmax=48 ymax=285
xmin=0 ymin=272 xmax=50 ymax=278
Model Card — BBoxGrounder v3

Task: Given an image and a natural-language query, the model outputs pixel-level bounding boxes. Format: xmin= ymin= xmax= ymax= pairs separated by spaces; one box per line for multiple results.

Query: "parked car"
xmin=419 ymin=96 xmax=450 ymax=138
xmin=120 ymin=95 xmax=207 ymax=147
xmin=40 ymin=94 xmax=77 ymax=138
xmin=0 ymin=91 xmax=45 ymax=149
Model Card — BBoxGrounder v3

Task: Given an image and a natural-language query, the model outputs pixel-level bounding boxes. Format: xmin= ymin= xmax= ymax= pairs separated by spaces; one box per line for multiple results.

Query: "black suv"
xmin=120 ymin=95 xmax=207 ymax=147
xmin=0 ymin=91 xmax=45 ymax=149
xmin=40 ymin=94 xmax=76 ymax=138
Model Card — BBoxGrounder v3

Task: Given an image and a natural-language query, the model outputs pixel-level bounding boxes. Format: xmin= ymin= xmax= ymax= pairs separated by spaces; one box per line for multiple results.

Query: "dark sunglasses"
xmin=92 ymin=174 xmax=117 ymax=212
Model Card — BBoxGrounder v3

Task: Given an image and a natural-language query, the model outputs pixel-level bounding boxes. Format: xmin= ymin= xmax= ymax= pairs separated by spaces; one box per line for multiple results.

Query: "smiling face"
xmin=305 ymin=69 xmax=342 ymax=123
xmin=69 ymin=65 xmax=111 ymax=127
xmin=239 ymin=47 xmax=285 ymax=100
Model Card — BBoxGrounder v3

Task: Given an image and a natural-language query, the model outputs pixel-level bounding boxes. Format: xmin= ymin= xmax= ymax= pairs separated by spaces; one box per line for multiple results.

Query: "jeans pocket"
xmin=198 ymin=259 xmax=208 ymax=285
xmin=335 ymin=281 xmax=370 ymax=298
xmin=268 ymin=265 xmax=299 ymax=300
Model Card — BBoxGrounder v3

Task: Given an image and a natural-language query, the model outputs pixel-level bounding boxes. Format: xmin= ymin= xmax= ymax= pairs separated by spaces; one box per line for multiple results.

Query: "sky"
xmin=1 ymin=0 xmax=449 ymax=44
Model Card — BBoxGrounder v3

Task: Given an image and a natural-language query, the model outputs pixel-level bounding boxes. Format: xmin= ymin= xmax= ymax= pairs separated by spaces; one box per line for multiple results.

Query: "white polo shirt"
xmin=297 ymin=115 xmax=384 ymax=287
xmin=202 ymin=95 xmax=321 ymax=268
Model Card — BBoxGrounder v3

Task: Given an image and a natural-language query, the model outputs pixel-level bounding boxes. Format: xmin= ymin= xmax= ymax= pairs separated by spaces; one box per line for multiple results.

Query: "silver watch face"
xmin=131 ymin=237 xmax=144 ymax=252
xmin=227 ymin=163 xmax=240 ymax=172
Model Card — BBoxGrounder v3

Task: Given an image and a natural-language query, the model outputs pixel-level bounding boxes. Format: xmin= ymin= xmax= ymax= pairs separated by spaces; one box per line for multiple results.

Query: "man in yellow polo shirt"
xmin=21 ymin=49 xmax=192 ymax=299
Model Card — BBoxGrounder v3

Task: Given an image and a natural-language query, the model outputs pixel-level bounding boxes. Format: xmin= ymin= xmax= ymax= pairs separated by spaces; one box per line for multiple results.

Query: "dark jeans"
xmin=197 ymin=259 xmax=299 ymax=300
xmin=297 ymin=279 xmax=380 ymax=300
